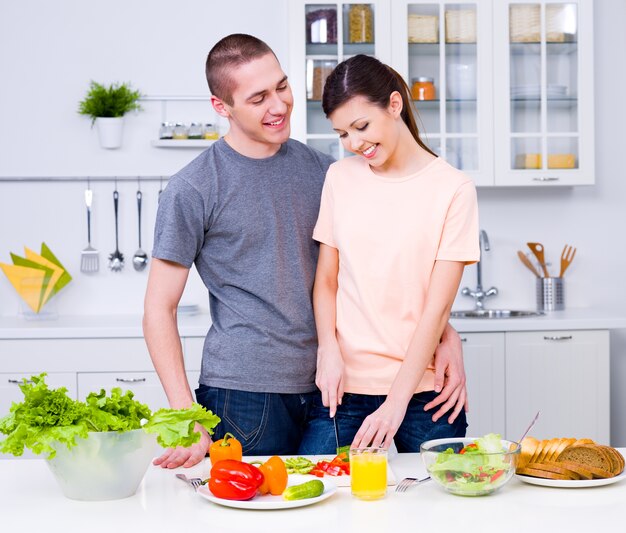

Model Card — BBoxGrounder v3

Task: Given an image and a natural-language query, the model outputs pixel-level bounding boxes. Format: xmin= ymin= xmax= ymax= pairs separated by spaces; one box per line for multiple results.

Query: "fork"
xmin=80 ymin=188 xmax=99 ymax=274
xmin=395 ymin=476 xmax=431 ymax=492
xmin=175 ymin=473 xmax=204 ymax=491
xmin=559 ymin=244 xmax=576 ymax=277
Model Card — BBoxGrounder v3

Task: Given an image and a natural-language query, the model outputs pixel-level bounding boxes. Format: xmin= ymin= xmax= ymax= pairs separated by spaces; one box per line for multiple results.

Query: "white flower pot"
xmin=96 ymin=116 xmax=124 ymax=149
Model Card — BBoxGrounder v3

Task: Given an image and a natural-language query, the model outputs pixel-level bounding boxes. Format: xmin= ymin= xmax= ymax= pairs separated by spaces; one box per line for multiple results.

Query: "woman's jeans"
xmin=299 ymin=390 xmax=468 ymax=454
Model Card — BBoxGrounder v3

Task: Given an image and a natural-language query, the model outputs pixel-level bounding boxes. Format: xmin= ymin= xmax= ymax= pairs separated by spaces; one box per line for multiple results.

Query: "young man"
xmin=143 ymin=34 xmax=468 ymax=469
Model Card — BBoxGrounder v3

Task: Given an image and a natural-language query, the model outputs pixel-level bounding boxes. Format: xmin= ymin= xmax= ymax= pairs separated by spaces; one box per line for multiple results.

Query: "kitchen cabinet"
xmin=288 ymin=0 xmax=594 ymax=186
xmin=0 ymin=337 xmax=203 ymax=424
xmin=460 ymin=332 xmax=505 ymax=437
xmin=458 ymin=329 xmax=609 ymax=442
xmin=504 ymin=329 xmax=610 ymax=442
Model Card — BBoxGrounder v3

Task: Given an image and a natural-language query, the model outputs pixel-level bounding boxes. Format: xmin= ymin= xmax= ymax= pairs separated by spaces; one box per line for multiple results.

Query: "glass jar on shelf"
xmin=172 ymin=123 xmax=189 ymax=140
xmin=348 ymin=4 xmax=373 ymax=44
xmin=188 ymin=122 xmax=202 ymax=139
xmin=158 ymin=122 xmax=174 ymax=140
xmin=306 ymin=7 xmax=337 ymax=44
xmin=411 ymin=77 xmax=436 ymax=100
xmin=202 ymin=123 xmax=219 ymax=140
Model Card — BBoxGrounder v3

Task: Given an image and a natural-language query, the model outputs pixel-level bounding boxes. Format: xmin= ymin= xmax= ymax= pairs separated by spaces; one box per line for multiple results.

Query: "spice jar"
xmin=158 ymin=122 xmax=174 ymax=140
xmin=188 ymin=122 xmax=202 ymax=140
xmin=411 ymin=77 xmax=436 ymax=100
xmin=349 ymin=4 xmax=374 ymax=43
xmin=172 ymin=123 xmax=189 ymax=140
xmin=202 ymin=123 xmax=219 ymax=140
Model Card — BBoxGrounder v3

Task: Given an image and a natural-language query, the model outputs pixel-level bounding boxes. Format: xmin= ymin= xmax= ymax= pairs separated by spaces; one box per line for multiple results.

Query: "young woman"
xmin=312 ymin=55 xmax=479 ymax=452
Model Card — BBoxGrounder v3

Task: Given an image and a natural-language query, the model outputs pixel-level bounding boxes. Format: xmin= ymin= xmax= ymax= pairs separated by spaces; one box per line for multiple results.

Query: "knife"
xmin=333 ymin=416 xmax=340 ymax=451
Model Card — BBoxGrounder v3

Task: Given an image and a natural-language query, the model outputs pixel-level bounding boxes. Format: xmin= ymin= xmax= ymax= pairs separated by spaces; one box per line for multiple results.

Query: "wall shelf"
xmin=151 ymin=139 xmax=216 ymax=148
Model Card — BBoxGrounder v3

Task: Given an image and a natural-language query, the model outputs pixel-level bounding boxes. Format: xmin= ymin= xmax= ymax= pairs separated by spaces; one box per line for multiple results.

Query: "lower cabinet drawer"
xmin=78 ymin=372 xmax=169 ymax=411
xmin=77 ymin=371 xmax=203 ymax=412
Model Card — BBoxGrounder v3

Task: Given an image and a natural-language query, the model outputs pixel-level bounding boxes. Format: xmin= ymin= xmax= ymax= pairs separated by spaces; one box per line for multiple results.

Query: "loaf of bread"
xmin=515 ymin=437 xmax=624 ymax=481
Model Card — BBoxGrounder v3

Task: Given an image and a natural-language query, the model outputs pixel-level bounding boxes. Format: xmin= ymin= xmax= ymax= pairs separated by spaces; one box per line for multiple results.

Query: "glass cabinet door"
xmin=392 ymin=1 xmax=493 ymax=185
xmin=494 ymin=0 xmax=593 ymax=185
xmin=290 ymin=1 xmax=391 ymax=158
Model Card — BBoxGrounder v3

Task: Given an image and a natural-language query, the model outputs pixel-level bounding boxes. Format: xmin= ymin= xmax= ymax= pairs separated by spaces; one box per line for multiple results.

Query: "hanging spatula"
xmin=80 ymin=188 xmax=99 ymax=273
xmin=527 ymin=242 xmax=550 ymax=277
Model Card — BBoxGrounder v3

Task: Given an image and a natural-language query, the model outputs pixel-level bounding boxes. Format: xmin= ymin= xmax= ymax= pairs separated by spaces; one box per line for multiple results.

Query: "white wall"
xmin=1 ymin=0 xmax=625 ymax=443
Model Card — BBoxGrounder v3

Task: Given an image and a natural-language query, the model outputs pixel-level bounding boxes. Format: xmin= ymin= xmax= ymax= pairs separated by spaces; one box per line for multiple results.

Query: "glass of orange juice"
xmin=350 ymin=447 xmax=388 ymax=500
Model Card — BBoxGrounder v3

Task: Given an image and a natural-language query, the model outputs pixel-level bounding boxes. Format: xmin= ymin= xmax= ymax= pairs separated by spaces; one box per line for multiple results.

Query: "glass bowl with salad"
xmin=420 ymin=434 xmax=520 ymax=496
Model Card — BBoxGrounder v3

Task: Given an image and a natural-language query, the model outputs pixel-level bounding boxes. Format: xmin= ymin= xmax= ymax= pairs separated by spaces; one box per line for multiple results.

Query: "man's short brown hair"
xmin=206 ymin=34 xmax=275 ymax=105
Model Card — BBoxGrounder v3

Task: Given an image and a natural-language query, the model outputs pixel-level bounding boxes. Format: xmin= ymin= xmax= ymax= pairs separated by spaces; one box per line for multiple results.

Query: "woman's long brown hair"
xmin=322 ymin=54 xmax=436 ymax=157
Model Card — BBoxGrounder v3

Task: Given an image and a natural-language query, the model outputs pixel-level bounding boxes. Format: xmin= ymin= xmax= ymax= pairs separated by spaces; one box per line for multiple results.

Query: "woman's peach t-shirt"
xmin=313 ymin=156 xmax=479 ymax=395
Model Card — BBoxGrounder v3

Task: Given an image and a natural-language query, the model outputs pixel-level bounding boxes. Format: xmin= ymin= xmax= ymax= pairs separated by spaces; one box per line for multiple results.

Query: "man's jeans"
xmin=195 ymin=384 xmax=323 ymax=455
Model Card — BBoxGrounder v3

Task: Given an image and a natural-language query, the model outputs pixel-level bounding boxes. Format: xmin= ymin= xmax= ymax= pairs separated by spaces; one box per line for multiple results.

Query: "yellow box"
xmin=515 ymin=153 xmax=542 ymax=169
xmin=548 ymin=153 xmax=576 ymax=169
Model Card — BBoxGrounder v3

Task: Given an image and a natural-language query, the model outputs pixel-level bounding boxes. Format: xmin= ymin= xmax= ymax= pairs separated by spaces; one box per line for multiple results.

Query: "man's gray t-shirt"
xmin=152 ymin=138 xmax=334 ymax=393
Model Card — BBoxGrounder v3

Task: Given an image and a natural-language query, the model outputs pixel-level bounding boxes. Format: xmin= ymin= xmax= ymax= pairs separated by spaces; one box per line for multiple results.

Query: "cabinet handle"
xmin=115 ymin=377 xmax=147 ymax=383
xmin=543 ymin=335 xmax=573 ymax=341
xmin=8 ymin=379 xmax=33 ymax=385
xmin=460 ymin=337 xmax=468 ymax=342
xmin=533 ymin=177 xmax=560 ymax=182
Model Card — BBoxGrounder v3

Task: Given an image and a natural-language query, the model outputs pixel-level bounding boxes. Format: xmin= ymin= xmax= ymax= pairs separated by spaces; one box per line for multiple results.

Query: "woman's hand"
xmin=315 ymin=343 xmax=345 ymax=418
xmin=351 ymin=398 xmax=408 ymax=449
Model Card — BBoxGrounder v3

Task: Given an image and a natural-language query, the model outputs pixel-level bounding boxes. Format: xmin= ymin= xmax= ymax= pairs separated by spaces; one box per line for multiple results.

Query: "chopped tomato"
xmin=459 ymin=443 xmax=478 ymax=454
xmin=490 ymin=469 xmax=505 ymax=482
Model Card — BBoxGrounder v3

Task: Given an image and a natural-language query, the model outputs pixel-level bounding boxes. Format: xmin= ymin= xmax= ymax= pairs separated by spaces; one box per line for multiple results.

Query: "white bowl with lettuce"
xmin=421 ymin=434 xmax=520 ymax=496
xmin=0 ymin=374 xmax=220 ymax=501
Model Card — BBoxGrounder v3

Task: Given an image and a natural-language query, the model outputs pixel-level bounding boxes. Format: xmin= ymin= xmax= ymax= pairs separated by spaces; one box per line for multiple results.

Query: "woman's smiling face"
xmin=329 ymin=93 xmax=403 ymax=168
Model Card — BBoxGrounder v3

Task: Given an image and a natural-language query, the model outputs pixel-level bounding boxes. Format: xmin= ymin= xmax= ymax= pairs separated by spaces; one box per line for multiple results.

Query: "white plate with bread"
xmin=514 ymin=437 xmax=625 ymax=488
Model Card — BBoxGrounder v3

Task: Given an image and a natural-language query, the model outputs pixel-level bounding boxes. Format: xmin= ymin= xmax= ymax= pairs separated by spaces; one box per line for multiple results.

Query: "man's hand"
xmin=424 ymin=323 xmax=469 ymax=423
xmin=153 ymin=424 xmax=211 ymax=469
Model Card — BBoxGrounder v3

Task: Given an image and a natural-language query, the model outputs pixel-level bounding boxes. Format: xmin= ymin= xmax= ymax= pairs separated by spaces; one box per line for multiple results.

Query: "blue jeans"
xmin=195 ymin=384 xmax=323 ymax=455
xmin=299 ymin=390 xmax=468 ymax=454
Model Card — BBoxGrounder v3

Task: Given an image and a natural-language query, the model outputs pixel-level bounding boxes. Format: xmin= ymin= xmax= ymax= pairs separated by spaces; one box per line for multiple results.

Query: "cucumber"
xmin=282 ymin=479 xmax=325 ymax=500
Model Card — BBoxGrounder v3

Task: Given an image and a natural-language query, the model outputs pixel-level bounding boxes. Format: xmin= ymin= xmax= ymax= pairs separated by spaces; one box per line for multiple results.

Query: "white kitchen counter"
xmin=1 ymin=308 xmax=626 ymax=340
xmin=2 ymin=452 xmax=625 ymax=533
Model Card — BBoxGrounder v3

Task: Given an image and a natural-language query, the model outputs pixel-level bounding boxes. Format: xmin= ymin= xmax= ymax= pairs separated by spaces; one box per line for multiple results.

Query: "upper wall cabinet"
xmin=288 ymin=0 xmax=594 ymax=186
xmin=493 ymin=0 xmax=594 ymax=186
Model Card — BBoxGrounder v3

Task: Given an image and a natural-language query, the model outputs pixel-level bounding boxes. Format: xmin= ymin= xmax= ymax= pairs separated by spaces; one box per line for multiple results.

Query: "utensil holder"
xmin=536 ymin=277 xmax=564 ymax=311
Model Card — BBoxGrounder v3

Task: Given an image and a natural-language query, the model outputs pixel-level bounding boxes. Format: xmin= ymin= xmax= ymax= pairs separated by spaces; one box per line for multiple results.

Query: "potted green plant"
xmin=78 ymin=81 xmax=142 ymax=149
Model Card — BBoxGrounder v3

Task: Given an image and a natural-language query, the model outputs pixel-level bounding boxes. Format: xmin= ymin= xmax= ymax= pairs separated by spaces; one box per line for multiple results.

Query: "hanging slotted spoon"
xmin=108 ymin=189 xmax=124 ymax=272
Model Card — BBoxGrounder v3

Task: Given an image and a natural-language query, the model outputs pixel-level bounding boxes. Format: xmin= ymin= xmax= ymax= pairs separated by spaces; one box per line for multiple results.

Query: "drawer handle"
xmin=543 ymin=335 xmax=573 ymax=341
xmin=115 ymin=378 xmax=147 ymax=383
xmin=8 ymin=379 xmax=33 ymax=385
xmin=533 ymin=177 xmax=560 ymax=182
xmin=460 ymin=337 xmax=468 ymax=343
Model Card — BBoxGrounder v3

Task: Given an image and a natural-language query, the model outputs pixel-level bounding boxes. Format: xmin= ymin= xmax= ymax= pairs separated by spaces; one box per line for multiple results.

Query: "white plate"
xmin=197 ymin=474 xmax=337 ymax=510
xmin=515 ymin=469 xmax=626 ymax=488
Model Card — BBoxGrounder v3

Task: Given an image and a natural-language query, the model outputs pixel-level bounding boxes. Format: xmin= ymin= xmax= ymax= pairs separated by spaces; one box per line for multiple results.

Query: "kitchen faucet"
xmin=461 ymin=230 xmax=498 ymax=309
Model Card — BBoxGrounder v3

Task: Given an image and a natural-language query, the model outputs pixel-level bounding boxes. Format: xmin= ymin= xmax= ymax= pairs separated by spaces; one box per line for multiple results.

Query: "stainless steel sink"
xmin=450 ymin=309 xmax=544 ymax=319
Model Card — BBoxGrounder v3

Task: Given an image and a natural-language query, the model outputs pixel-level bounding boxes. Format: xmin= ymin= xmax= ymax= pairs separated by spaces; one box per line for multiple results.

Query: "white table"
xmin=2 ymin=452 xmax=625 ymax=533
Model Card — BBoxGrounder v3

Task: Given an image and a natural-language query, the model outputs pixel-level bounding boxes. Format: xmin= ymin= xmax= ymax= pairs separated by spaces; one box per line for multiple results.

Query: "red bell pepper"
xmin=208 ymin=459 xmax=265 ymax=501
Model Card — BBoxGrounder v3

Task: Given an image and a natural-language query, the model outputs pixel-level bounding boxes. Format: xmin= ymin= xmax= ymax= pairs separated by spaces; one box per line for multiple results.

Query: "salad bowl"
xmin=420 ymin=435 xmax=520 ymax=496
